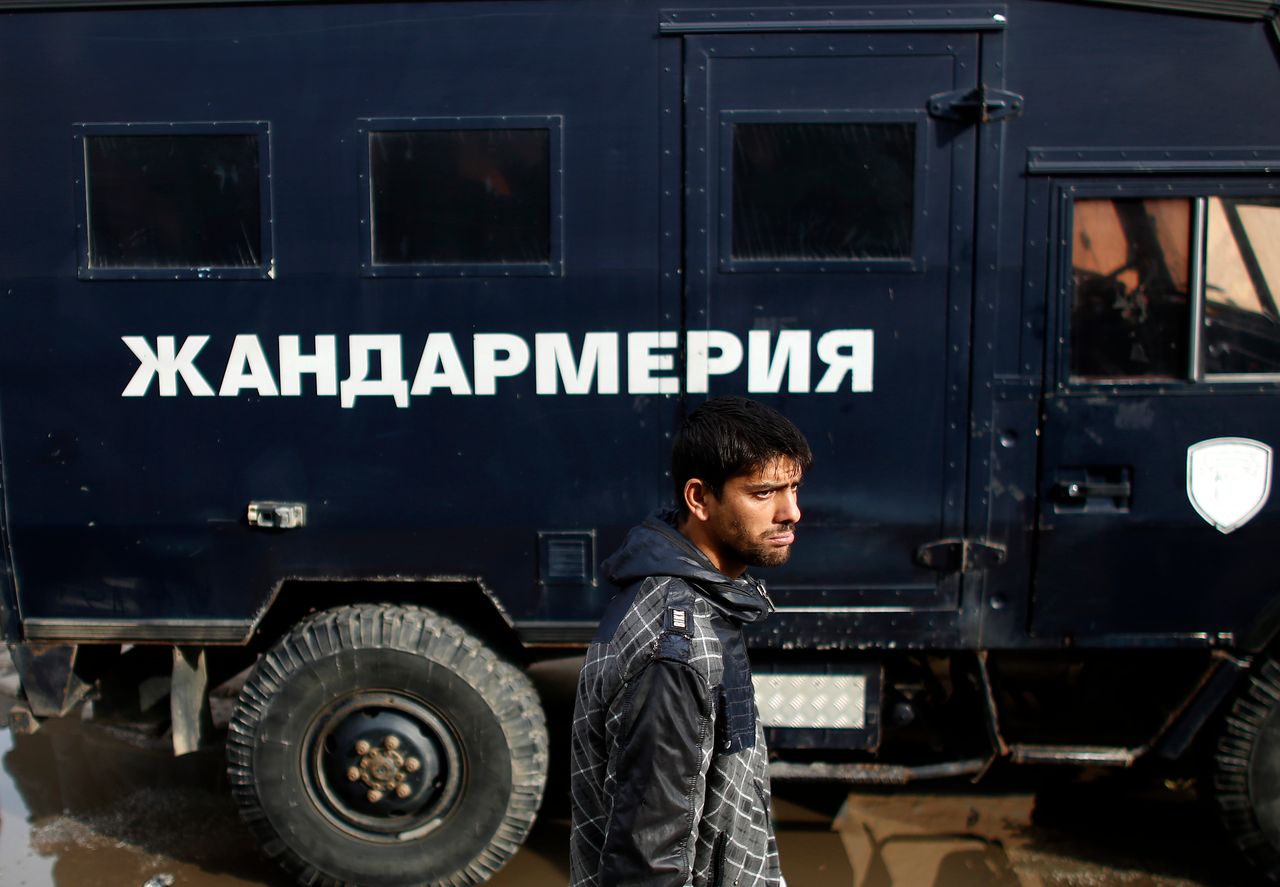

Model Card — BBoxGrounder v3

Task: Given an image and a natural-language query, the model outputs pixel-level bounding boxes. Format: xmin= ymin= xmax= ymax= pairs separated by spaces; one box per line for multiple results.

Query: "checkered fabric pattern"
xmin=570 ymin=576 xmax=782 ymax=887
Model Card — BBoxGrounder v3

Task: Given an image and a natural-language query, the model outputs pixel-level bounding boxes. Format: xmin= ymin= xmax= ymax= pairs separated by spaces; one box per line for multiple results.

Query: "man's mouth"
xmin=767 ymin=530 xmax=795 ymax=546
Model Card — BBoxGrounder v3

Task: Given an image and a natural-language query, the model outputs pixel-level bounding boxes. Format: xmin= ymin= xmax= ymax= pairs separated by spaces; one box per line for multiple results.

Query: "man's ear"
xmin=683 ymin=478 xmax=714 ymax=522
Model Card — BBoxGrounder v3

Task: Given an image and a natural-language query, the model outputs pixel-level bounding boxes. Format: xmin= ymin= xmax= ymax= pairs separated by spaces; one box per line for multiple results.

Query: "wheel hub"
xmin=304 ymin=692 xmax=463 ymax=839
xmin=347 ymin=734 xmax=428 ymax=802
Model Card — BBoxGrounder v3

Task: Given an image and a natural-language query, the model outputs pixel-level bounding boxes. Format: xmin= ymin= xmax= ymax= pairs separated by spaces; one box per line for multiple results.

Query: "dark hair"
xmin=672 ymin=396 xmax=813 ymax=514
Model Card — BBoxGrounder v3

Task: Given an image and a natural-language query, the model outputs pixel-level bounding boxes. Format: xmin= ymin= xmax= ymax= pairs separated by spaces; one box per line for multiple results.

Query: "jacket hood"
xmin=601 ymin=510 xmax=773 ymax=625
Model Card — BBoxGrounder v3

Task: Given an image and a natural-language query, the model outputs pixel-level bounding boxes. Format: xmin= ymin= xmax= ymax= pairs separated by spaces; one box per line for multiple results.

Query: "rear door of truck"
xmin=674 ymin=12 xmax=998 ymax=647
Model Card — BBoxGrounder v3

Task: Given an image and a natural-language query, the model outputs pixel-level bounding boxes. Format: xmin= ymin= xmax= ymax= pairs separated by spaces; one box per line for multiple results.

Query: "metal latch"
xmin=1053 ymin=479 xmax=1132 ymax=502
xmin=928 ymin=84 xmax=1024 ymax=124
xmin=247 ymin=501 xmax=307 ymax=529
xmin=915 ymin=538 xmax=1007 ymax=573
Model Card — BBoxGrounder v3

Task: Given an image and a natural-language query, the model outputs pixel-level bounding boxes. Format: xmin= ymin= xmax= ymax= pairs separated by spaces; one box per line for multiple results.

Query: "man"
xmin=570 ymin=396 xmax=811 ymax=887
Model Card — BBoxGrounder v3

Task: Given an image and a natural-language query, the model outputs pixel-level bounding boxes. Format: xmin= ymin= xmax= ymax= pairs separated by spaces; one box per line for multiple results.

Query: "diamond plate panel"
xmin=753 ymin=674 xmax=866 ymax=729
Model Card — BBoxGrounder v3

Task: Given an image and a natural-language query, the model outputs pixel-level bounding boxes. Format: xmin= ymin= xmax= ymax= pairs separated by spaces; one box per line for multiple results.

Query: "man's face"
xmin=702 ymin=457 xmax=803 ymax=574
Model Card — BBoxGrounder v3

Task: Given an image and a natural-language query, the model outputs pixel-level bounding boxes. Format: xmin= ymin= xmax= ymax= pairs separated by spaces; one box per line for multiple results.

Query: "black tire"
xmin=227 ymin=604 xmax=548 ymax=887
xmin=1215 ymin=655 xmax=1280 ymax=881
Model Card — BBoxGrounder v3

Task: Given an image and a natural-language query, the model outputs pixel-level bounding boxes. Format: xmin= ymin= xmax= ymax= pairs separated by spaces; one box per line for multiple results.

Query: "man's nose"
xmin=776 ymin=489 xmax=801 ymax=525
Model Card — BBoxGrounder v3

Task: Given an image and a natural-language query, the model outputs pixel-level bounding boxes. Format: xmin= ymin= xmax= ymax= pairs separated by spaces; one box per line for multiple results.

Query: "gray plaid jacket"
xmin=570 ymin=514 xmax=782 ymax=887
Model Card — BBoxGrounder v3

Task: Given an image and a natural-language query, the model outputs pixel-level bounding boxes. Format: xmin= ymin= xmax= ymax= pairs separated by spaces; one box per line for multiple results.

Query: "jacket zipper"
xmin=758 ymin=582 xmax=776 ymax=613
xmin=711 ymin=832 xmax=728 ymax=887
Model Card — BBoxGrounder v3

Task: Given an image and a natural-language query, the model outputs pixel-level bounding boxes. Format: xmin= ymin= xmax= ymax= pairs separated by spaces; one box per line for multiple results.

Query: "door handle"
xmin=247 ymin=501 xmax=307 ymax=529
xmin=1053 ymin=480 xmax=1131 ymax=501
xmin=1051 ymin=467 xmax=1132 ymax=511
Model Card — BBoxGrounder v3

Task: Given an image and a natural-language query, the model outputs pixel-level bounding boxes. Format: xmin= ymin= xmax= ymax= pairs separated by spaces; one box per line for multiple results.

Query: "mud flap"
xmin=10 ymin=643 xmax=93 ymax=718
xmin=171 ymin=646 xmax=213 ymax=756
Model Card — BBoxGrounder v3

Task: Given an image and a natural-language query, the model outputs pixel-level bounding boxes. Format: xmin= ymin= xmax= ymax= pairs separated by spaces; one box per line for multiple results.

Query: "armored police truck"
xmin=2 ymin=0 xmax=1279 ymax=882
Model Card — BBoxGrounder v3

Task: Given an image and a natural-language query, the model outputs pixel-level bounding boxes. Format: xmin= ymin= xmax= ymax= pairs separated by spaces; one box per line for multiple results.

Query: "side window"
xmin=361 ymin=117 xmax=562 ymax=276
xmin=1066 ymin=191 xmax=1280 ymax=383
xmin=76 ymin=123 xmax=271 ymax=279
xmin=730 ymin=122 xmax=915 ymax=261
xmin=1203 ymin=197 xmax=1280 ymax=375
xmin=1070 ymin=198 xmax=1191 ymax=380
xmin=721 ymin=112 xmax=924 ymax=271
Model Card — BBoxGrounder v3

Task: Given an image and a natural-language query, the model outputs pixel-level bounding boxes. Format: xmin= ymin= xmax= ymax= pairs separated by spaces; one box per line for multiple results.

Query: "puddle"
xmin=0 ymin=728 xmax=52 ymax=887
xmin=0 ymin=717 xmax=279 ymax=886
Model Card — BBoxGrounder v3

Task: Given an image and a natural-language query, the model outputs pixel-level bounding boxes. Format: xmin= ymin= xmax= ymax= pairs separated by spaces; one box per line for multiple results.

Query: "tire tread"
xmin=1215 ymin=654 xmax=1280 ymax=881
xmin=227 ymin=603 xmax=548 ymax=887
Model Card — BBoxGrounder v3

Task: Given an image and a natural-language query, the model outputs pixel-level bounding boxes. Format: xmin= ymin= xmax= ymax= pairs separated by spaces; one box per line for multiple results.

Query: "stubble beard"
xmin=726 ymin=519 xmax=796 ymax=568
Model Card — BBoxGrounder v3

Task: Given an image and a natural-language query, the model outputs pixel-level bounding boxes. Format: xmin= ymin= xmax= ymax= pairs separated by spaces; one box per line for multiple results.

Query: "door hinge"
xmin=928 ymin=84 xmax=1024 ymax=124
xmin=915 ymin=538 xmax=1007 ymax=573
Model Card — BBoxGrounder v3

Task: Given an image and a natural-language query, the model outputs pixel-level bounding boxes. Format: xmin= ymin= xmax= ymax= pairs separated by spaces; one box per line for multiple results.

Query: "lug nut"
xmin=347 ymin=767 xmax=361 ymax=782
xmin=367 ymin=789 xmax=383 ymax=803
xmin=405 ymin=757 xmax=421 ymax=773
xmin=384 ymin=735 xmax=401 ymax=751
xmin=355 ymin=739 xmax=371 ymax=755
xmin=396 ymin=783 xmax=412 ymax=799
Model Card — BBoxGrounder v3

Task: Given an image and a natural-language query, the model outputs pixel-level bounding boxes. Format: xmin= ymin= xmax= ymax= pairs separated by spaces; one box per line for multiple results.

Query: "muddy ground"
xmin=0 ymin=652 xmax=1257 ymax=887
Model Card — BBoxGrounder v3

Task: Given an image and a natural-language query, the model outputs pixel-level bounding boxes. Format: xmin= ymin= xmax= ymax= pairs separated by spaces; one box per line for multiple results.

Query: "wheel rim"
xmin=304 ymin=690 xmax=465 ymax=841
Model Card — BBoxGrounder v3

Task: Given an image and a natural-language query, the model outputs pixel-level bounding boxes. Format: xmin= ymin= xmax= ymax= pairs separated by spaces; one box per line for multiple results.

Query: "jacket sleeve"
xmin=600 ymin=642 xmax=712 ymax=887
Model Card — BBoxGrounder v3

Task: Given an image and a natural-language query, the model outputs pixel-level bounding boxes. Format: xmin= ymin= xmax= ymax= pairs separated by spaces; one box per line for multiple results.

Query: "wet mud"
xmin=0 ymin=653 xmax=1252 ymax=886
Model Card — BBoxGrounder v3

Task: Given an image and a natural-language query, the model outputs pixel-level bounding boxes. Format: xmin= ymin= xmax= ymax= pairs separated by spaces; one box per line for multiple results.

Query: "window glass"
xmin=370 ymin=129 xmax=550 ymax=265
xmin=84 ymin=134 xmax=262 ymax=269
xmin=731 ymin=122 xmax=915 ymax=261
xmin=1070 ymin=198 xmax=1191 ymax=380
xmin=1203 ymin=197 xmax=1280 ymax=374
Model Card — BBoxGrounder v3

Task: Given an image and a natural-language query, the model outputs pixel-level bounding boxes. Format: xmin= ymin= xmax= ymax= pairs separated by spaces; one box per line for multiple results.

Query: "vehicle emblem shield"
xmin=1186 ymin=437 xmax=1273 ymax=534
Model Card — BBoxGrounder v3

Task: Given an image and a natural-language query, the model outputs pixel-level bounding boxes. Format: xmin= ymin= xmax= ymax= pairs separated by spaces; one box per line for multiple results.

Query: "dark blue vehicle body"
xmin=2 ymin=0 xmax=1280 ymax=880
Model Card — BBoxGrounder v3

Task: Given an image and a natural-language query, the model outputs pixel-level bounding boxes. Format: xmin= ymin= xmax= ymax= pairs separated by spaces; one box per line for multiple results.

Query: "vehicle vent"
xmin=538 ymin=531 xmax=596 ymax=586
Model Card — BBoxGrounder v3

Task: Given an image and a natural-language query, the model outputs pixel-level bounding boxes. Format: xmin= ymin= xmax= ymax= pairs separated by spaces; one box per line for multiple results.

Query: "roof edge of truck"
xmin=0 ymin=0 xmax=1274 ymax=20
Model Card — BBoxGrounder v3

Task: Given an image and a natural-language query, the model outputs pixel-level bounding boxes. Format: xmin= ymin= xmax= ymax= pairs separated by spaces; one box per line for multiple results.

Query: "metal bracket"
xmin=247 ymin=501 xmax=307 ymax=529
xmin=915 ymin=538 xmax=1008 ymax=573
xmin=928 ymin=84 xmax=1024 ymax=124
